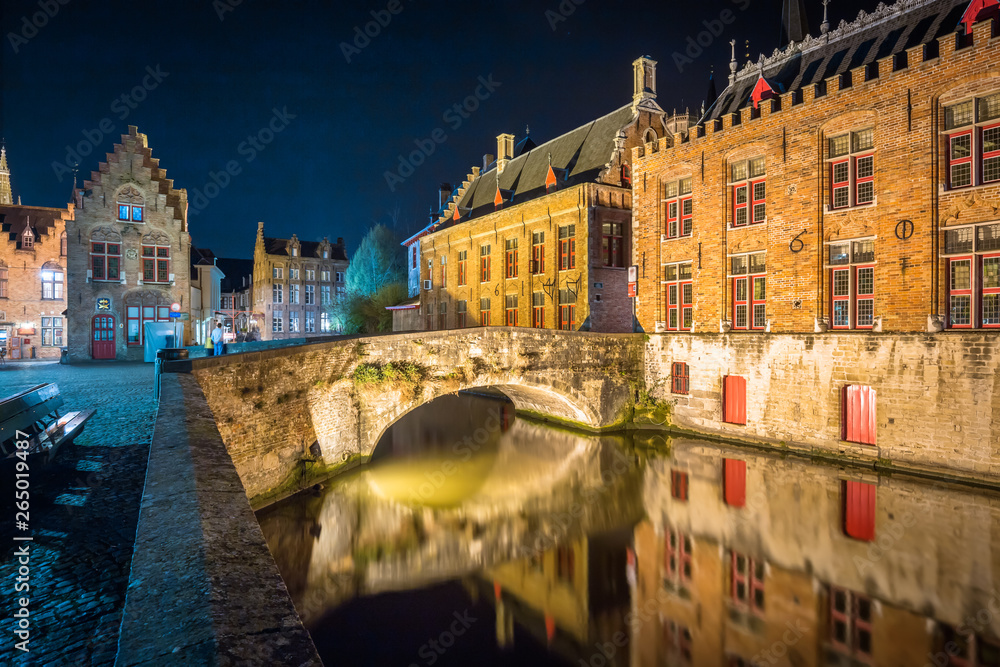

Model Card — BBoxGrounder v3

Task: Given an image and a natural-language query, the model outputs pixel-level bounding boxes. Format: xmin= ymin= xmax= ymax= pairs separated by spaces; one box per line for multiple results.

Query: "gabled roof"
xmin=0 ymin=204 xmax=70 ymax=248
xmin=426 ymin=104 xmax=636 ymax=236
xmin=704 ymin=0 xmax=967 ymax=122
xmin=263 ymin=237 xmax=348 ymax=261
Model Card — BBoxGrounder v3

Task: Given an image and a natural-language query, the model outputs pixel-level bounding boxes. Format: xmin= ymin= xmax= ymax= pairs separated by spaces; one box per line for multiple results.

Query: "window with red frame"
xmin=664 ymin=262 xmax=693 ymax=331
xmin=730 ymin=253 xmax=766 ymax=330
xmin=731 ymin=157 xmax=766 ymax=227
xmin=118 ymin=202 xmax=144 ymax=222
xmin=944 ymin=93 xmax=1000 ymax=189
xmin=663 ymin=178 xmax=693 ymax=239
xmin=556 ymin=546 xmax=574 ymax=584
xmin=532 ymin=291 xmax=545 ymax=328
xmin=664 ymin=527 xmax=692 ymax=585
xmin=602 ymin=223 xmax=625 ymax=267
xmin=621 ymin=163 xmax=631 ymax=187
xmin=456 ymin=300 xmax=467 ymax=328
xmin=480 ymin=297 xmax=490 ymax=326
xmin=670 ymin=469 xmax=688 ymax=501
xmin=91 ymin=241 xmax=121 ymax=281
xmin=531 ymin=231 xmax=545 ymax=274
xmin=558 ymin=225 xmax=576 ymax=270
xmin=842 ymin=479 xmax=877 ymax=541
xmin=505 ymin=294 xmax=518 ymax=326
xmin=558 ymin=288 xmax=576 ymax=330
xmin=730 ymin=551 xmax=765 ymax=613
xmin=662 ymin=619 xmax=692 ymax=666
xmin=828 ymin=128 xmax=875 ymax=209
xmin=480 ymin=244 xmax=491 ymax=282
xmin=943 ymin=223 xmax=1000 ymax=328
xmin=141 ymin=245 xmax=170 ymax=283
xmin=457 ymin=250 xmax=467 ymax=286
xmin=938 ymin=625 xmax=1000 ymax=667
xmin=671 ymin=362 xmax=689 ymax=394
xmin=830 ymin=587 xmax=873 ymax=662
xmin=505 ymin=238 xmax=518 ymax=278
xmin=828 ymin=239 xmax=876 ymax=329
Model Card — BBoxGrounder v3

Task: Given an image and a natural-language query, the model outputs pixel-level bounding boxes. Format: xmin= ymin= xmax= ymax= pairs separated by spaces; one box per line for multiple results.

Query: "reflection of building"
xmin=0 ymin=146 xmax=74 ymax=359
xmin=252 ymin=222 xmax=348 ymax=340
xmin=67 ymin=126 xmax=191 ymax=361
xmin=406 ymin=58 xmax=667 ymax=333
xmin=190 ymin=247 xmax=224 ymax=345
xmin=631 ymin=438 xmax=1000 ymax=667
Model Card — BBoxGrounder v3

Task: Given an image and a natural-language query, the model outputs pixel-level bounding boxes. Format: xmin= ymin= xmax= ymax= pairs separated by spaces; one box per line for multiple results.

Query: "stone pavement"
xmin=0 ymin=362 xmax=157 ymax=665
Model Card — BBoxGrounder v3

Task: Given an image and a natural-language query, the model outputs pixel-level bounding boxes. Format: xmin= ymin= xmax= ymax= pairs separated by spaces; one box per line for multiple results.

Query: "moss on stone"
xmin=249 ymin=453 xmax=368 ymax=510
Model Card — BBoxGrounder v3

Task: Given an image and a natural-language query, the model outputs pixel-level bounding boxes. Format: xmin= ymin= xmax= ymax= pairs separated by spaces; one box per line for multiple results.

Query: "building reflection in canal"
xmin=257 ymin=392 xmax=1000 ymax=666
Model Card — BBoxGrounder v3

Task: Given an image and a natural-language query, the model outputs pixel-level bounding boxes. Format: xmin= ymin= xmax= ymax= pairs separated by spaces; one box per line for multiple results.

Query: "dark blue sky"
xmin=1 ymin=0 xmax=871 ymax=259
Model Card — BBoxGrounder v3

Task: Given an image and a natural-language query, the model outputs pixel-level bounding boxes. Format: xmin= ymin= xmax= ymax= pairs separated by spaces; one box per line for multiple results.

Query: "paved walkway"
xmin=1 ymin=362 xmax=157 ymax=665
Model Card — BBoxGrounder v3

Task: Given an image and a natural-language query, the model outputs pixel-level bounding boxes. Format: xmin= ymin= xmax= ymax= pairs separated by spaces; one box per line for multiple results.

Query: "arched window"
xmin=116 ymin=185 xmax=145 ymax=222
xmin=21 ymin=227 xmax=34 ymax=249
xmin=41 ymin=261 xmax=64 ymax=300
xmin=644 ymin=128 xmax=658 ymax=144
xmin=60 ymin=231 xmax=68 ymax=256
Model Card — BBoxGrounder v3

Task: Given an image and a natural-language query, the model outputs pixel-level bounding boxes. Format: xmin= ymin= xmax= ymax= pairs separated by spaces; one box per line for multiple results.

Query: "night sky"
xmin=1 ymin=0 xmax=872 ymax=259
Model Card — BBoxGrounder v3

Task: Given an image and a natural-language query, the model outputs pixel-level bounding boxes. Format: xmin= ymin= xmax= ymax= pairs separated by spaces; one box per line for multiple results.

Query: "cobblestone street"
xmin=1 ymin=362 xmax=157 ymax=665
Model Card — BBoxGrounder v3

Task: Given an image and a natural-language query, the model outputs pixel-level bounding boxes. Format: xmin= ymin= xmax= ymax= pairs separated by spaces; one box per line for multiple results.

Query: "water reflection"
xmin=258 ymin=392 xmax=1000 ymax=667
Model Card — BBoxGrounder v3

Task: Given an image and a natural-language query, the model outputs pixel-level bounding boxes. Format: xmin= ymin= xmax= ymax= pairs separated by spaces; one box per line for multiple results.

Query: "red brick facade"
xmin=632 ymin=6 xmax=1000 ymax=335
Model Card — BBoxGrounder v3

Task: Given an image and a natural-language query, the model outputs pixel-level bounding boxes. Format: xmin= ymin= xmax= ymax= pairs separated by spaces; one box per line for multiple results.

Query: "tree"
xmin=345 ymin=223 xmax=405 ymax=296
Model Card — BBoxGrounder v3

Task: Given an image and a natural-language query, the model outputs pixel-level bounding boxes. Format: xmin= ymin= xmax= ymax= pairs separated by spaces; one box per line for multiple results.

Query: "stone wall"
xmin=644 ymin=332 xmax=1000 ymax=482
xmin=173 ymin=328 xmax=643 ymax=505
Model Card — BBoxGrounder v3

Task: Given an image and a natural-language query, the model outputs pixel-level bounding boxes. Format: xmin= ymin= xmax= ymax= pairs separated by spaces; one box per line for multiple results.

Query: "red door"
xmin=92 ymin=315 xmax=115 ymax=359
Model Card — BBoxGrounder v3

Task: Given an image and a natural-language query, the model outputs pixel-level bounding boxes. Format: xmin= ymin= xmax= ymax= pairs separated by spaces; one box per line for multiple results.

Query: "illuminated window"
xmin=828 ymin=239 xmax=876 ymax=329
xmin=41 ymin=317 xmax=64 ymax=347
xmin=662 ymin=178 xmax=693 ymax=238
xmin=730 ymin=252 xmax=766 ymax=330
xmin=943 ymin=222 xmax=1000 ymax=328
xmin=731 ymin=157 xmax=766 ymax=227
xmin=944 ymin=93 xmax=1000 ymax=189
xmin=41 ymin=268 xmax=64 ymax=300
xmin=828 ymin=128 xmax=875 ymax=209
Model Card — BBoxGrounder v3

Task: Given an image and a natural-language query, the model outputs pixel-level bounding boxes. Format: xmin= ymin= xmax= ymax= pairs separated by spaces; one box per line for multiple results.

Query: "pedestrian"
xmin=211 ymin=322 xmax=224 ymax=357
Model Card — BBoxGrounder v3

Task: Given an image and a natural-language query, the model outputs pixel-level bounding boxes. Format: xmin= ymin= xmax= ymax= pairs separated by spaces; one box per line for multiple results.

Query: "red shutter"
xmin=843 ymin=480 xmax=876 ymax=541
xmin=842 ymin=385 xmax=877 ymax=445
xmin=723 ymin=459 xmax=747 ymax=507
xmin=723 ymin=375 xmax=747 ymax=425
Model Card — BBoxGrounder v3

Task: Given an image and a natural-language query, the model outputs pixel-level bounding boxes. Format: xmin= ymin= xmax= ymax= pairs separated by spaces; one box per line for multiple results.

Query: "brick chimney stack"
xmin=632 ymin=56 xmax=657 ymax=107
xmin=496 ymin=134 xmax=514 ymax=174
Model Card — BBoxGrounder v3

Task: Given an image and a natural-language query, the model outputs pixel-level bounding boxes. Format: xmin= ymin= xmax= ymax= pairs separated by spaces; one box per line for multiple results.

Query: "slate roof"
xmin=262 ymin=237 xmax=348 ymax=261
xmin=432 ymin=103 xmax=636 ymax=233
xmin=0 ymin=205 xmax=68 ymax=249
xmin=704 ymin=0 xmax=968 ymax=122
xmin=216 ymin=257 xmax=254 ymax=293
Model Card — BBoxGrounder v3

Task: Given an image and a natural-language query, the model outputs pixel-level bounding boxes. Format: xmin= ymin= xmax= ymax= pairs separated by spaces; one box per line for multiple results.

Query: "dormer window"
xmin=291 ymin=247 xmax=298 ymax=257
xmin=323 ymin=250 xmax=329 ymax=258
xmin=116 ymin=185 xmax=146 ymax=222
xmin=21 ymin=227 xmax=34 ymax=249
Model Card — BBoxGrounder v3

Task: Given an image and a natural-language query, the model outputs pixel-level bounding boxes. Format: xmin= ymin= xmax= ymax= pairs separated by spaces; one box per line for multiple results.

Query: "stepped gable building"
xmin=217 ymin=257 xmax=257 ymax=338
xmin=67 ymin=126 xmax=191 ymax=361
xmin=632 ymin=0 xmax=1000 ymax=334
xmin=407 ymin=57 xmax=669 ymax=333
xmin=0 ymin=147 xmax=75 ymax=359
xmin=252 ymin=222 xmax=349 ymax=340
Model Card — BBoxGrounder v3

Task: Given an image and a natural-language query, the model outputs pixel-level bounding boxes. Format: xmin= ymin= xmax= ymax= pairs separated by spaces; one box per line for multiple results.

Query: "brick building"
xmin=0 ymin=145 xmax=74 ymax=359
xmin=67 ymin=126 xmax=191 ymax=361
xmin=411 ymin=58 xmax=669 ymax=333
xmin=632 ymin=0 xmax=1000 ymax=335
xmin=252 ymin=222 xmax=348 ymax=340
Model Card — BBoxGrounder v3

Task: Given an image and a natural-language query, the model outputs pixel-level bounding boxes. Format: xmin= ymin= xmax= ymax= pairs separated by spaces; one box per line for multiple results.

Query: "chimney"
xmin=632 ymin=56 xmax=657 ymax=106
xmin=336 ymin=237 xmax=344 ymax=246
xmin=496 ymin=134 xmax=514 ymax=173
xmin=439 ymin=182 xmax=452 ymax=208
xmin=483 ymin=154 xmax=495 ymax=171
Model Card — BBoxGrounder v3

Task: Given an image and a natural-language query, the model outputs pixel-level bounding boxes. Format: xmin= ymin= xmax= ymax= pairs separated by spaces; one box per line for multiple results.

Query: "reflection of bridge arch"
xmin=179 ymin=327 xmax=643 ymax=502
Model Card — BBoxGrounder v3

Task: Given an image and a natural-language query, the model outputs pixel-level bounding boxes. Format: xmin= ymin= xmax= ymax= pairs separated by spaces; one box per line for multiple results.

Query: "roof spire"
xmin=0 ymin=142 xmax=12 ymax=206
xmin=729 ymin=39 xmax=738 ymax=86
xmin=780 ymin=0 xmax=810 ymax=45
xmin=820 ymin=0 xmax=830 ymax=35
xmin=705 ymin=66 xmax=718 ymax=109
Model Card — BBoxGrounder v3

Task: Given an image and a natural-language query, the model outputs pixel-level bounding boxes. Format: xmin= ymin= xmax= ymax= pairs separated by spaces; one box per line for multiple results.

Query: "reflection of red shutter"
xmin=842 ymin=385 xmax=877 ymax=445
xmin=724 ymin=459 xmax=747 ymax=507
xmin=843 ymin=480 xmax=876 ymax=541
xmin=723 ymin=375 xmax=747 ymax=425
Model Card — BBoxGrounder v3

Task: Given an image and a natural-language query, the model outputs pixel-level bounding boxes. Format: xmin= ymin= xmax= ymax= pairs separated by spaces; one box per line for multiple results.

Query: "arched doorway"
xmin=92 ymin=315 xmax=115 ymax=359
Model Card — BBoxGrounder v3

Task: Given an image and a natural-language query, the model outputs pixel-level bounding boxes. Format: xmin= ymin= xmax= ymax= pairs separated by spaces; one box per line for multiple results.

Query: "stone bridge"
xmin=167 ymin=328 xmax=644 ymax=504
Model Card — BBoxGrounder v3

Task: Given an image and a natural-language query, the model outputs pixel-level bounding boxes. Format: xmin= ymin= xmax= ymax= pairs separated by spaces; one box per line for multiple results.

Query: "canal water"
xmin=257 ymin=392 xmax=1000 ymax=667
